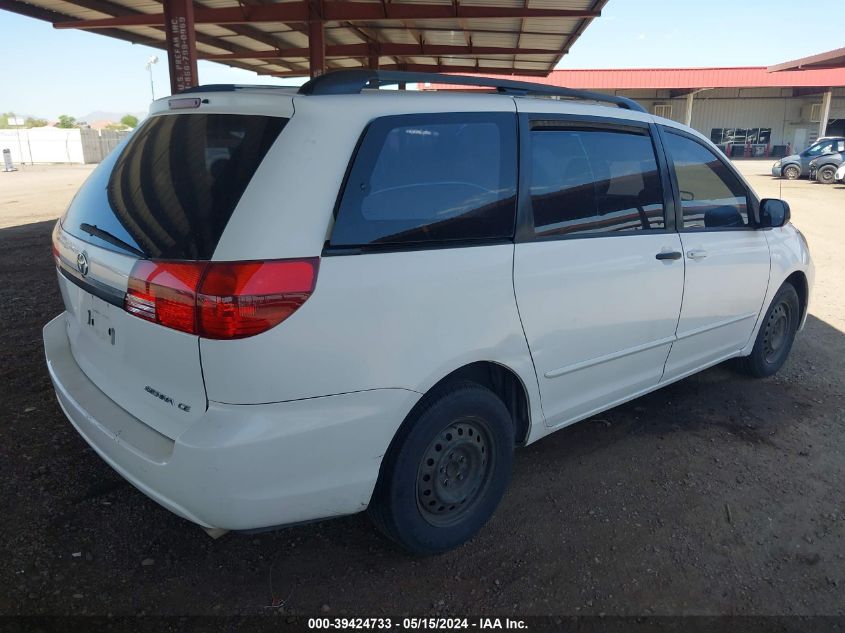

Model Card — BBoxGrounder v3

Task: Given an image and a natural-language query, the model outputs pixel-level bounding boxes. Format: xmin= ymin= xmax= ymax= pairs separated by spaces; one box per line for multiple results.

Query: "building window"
xmin=810 ymin=103 xmax=822 ymax=123
xmin=653 ymin=104 xmax=673 ymax=118
xmin=710 ymin=128 xmax=772 ymax=145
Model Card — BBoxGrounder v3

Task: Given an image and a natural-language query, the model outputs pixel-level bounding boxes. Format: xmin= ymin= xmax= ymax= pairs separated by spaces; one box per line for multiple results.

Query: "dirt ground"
xmin=0 ymin=160 xmax=843 ymax=620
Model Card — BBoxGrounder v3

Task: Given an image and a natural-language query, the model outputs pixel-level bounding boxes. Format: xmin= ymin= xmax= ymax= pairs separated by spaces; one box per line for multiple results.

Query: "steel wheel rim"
xmin=416 ymin=417 xmax=494 ymax=527
xmin=763 ymin=301 xmax=792 ymax=363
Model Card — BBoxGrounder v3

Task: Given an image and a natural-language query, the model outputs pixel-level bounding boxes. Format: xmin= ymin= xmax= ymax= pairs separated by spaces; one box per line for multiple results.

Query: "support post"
xmin=368 ymin=44 xmax=379 ymax=70
xmin=163 ymin=0 xmax=198 ymax=94
xmin=684 ymin=91 xmax=694 ymax=127
xmin=818 ymin=89 xmax=832 ymax=138
xmin=308 ymin=0 xmax=325 ymax=77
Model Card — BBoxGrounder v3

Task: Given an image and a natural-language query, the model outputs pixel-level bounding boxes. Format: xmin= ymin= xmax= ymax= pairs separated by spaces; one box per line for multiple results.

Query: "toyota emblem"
xmin=76 ymin=251 xmax=89 ymax=277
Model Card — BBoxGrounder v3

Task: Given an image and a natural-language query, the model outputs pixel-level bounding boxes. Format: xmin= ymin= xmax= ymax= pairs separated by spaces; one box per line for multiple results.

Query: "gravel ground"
xmin=0 ymin=161 xmax=843 ymax=620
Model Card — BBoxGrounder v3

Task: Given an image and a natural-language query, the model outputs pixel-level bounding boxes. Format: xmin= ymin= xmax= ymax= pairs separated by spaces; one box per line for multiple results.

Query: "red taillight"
xmin=126 ymin=261 xmax=205 ymax=334
xmin=124 ymin=258 xmax=319 ymax=339
xmin=198 ymin=260 xmax=318 ymax=339
xmin=51 ymin=230 xmax=60 ymax=265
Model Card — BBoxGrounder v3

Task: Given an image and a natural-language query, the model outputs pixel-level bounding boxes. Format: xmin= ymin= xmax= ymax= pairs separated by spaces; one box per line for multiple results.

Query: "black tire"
xmin=369 ymin=381 xmax=514 ymax=555
xmin=736 ymin=283 xmax=800 ymax=378
xmin=818 ymin=165 xmax=837 ymax=184
xmin=782 ymin=164 xmax=801 ymax=180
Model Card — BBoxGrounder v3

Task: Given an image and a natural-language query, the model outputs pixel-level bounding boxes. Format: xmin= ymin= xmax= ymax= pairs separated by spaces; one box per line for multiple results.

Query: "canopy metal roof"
xmin=769 ymin=47 xmax=845 ymax=72
xmin=0 ymin=0 xmax=608 ymax=78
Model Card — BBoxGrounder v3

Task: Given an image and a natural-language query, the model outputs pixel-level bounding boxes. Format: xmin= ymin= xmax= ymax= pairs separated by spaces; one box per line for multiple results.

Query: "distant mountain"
xmin=77 ymin=110 xmax=147 ymax=124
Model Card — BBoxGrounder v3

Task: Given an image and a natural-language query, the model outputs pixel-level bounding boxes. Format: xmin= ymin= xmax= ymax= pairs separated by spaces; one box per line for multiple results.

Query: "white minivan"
xmin=44 ymin=70 xmax=813 ymax=554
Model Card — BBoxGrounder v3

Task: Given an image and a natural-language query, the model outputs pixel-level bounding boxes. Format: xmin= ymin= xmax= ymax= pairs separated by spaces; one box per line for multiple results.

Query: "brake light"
xmin=124 ymin=258 xmax=319 ymax=339
xmin=51 ymin=225 xmax=61 ymax=264
xmin=126 ymin=261 xmax=205 ymax=334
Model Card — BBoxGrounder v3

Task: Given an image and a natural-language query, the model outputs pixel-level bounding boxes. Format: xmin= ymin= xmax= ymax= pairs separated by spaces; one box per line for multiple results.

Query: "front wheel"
xmin=369 ymin=382 xmax=514 ymax=555
xmin=737 ymin=283 xmax=800 ymax=378
xmin=782 ymin=164 xmax=801 ymax=180
xmin=818 ymin=165 xmax=837 ymax=184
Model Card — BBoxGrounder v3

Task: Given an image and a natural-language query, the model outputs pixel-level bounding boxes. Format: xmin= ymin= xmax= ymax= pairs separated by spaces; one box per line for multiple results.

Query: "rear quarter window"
xmin=329 ymin=113 xmax=518 ymax=249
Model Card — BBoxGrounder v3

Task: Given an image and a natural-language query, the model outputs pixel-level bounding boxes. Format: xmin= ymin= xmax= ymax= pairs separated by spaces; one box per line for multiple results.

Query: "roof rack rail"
xmin=177 ymin=84 xmax=300 ymax=94
xmin=298 ymin=69 xmax=646 ymax=113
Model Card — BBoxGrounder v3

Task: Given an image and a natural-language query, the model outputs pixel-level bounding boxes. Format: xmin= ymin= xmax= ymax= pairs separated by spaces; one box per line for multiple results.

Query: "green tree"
xmin=25 ymin=117 xmax=48 ymax=128
xmin=56 ymin=114 xmax=77 ymax=129
xmin=120 ymin=114 xmax=139 ymax=128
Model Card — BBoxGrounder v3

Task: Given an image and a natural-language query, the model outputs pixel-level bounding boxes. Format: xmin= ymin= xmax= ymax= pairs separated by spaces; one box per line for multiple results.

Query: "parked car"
xmin=836 ymin=162 xmax=845 ymax=183
xmin=44 ymin=70 xmax=814 ymax=555
xmin=810 ymin=152 xmax=844 ymax=184
xmin=773 ymin=137 xmax=845 ymax=179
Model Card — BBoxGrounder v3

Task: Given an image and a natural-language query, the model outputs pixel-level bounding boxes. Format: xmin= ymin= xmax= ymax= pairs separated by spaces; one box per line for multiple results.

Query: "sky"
xmin=1 ymin=0 xmax=843 ymax=120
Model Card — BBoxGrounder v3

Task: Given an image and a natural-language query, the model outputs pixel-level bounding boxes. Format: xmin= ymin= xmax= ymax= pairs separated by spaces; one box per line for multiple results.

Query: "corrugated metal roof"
xmin=515 ymin=66 xmax=845 ymax=88
xmin=427 ymin=66 xmax=845 ymax=90
xmin=0 ymin=0 xmax=608 ymax=78
xmin=769 ymin=47 xmax=845 ymax=72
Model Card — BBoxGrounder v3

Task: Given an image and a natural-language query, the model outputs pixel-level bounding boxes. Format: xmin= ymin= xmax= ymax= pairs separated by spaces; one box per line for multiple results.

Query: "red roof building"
xmin=425 ymin=66 xmax=845 ymax=156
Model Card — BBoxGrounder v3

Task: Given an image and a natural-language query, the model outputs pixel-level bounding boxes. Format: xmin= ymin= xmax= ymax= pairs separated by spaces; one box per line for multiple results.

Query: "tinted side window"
xmin=663 ymin=131 xmax=750 ymax=229
xmin=330 ymin=113 xmax=517 ymax=248
xmin=528 ymin=127 xmax=665 ymax=238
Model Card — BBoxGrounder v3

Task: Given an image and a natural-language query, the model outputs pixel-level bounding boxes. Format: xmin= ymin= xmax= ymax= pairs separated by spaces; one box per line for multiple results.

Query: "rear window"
xmin=62 ymin=113 xmax=286 ymax=260
xmin=329 ymin=113 xmax=517 ymax=248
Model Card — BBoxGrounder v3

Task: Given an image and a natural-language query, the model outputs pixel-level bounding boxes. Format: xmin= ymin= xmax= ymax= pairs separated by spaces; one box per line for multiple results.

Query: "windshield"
xmin=62 ymin=113 xmax=287 ymax=260
xmin=804 ymin=141 xmax=834 ymax=157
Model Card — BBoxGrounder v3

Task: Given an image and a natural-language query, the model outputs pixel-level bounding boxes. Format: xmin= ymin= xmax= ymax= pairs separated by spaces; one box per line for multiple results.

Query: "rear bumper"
xmin=44 ymin=314 xmax=418 ymax=531
xmin=771 ymin=164 xmax=782 ymax=177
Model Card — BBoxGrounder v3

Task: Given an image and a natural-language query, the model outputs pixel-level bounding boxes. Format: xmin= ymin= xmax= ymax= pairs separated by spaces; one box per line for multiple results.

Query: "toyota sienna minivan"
xmin=44 ymin=70 xmax=813 ymax=554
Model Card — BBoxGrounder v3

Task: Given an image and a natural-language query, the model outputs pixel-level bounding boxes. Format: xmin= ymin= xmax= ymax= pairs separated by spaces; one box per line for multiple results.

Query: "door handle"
xmin=655 ymin=251 xmax=683 ymax=261
xmin=687 ymin=249 xmax=708 ymax=260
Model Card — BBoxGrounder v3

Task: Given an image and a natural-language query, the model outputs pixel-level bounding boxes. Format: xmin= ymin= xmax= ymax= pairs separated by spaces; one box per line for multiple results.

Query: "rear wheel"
xmin=818 ymin=165 xmax=837 ymax=184
xmin=782 ymin=164 xmax=801 ymax=180
xmin=736 ymin=283 xmax=800 ymax=378
xmin=369 ymin=382 xmax=514 ymax=555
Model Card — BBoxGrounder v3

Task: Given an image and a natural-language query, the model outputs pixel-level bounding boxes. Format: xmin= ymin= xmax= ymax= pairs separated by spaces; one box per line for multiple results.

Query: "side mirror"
xmin=759 ymin=198 xmax=791 ymax=228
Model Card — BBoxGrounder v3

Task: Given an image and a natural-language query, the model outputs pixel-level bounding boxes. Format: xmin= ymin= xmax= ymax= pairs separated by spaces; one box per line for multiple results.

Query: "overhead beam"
xmin=54 ymin=2 xmax=600 ymax=28
xmin=200 ymin=42 xmax=558 ymax=60
xmin=0 ymin=0 xmax=277 ymax=81
xmin=0 ymin=0 xmax=161 ymax=47
xmin=270 ymin=63 xmax=550 ymax=77
xmin=326 ymin=24 xmax=577 ymax=38
xmin=324 ymin=3 xmax=600 ymax=21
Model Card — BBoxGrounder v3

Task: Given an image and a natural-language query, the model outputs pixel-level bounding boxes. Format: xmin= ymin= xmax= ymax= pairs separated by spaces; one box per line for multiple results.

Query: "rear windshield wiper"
xmin=79 ymin=223 xmax=145 ymax=258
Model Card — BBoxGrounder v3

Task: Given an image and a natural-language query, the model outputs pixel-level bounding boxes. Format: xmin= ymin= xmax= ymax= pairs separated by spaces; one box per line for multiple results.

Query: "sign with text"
xmin=164 ymin=0 xmax=198 ymax=94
